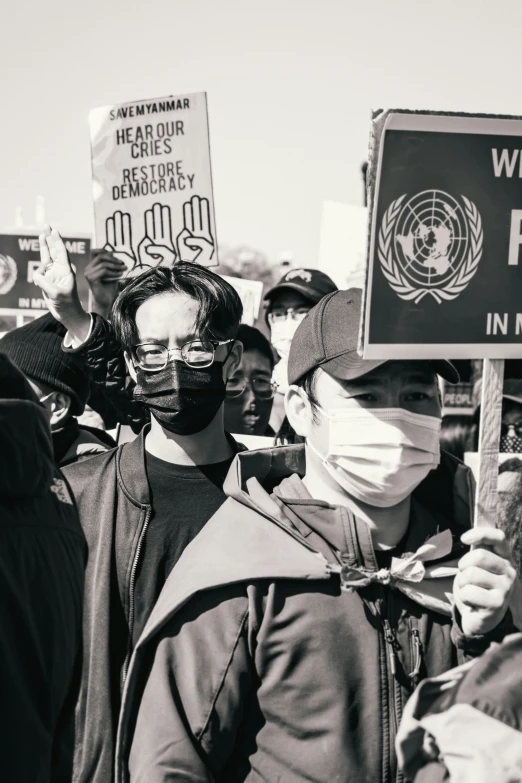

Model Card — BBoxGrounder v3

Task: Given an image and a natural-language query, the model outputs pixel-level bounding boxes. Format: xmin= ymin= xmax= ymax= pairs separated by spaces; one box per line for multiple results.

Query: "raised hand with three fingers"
xmin=33 ymin=225 xmax=91 ymax=342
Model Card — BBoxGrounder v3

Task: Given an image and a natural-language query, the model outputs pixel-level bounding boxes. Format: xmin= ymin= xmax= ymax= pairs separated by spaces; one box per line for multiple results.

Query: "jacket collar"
xmin=117 ymin=426 xmax=245 ymax=508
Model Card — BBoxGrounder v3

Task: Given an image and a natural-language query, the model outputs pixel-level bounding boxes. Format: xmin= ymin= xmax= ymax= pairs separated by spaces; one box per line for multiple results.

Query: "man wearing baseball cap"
xmin=264 ymin=268 xmax=338 ymax=430
xmin=116 ymin=289 xmax=516 ymax=783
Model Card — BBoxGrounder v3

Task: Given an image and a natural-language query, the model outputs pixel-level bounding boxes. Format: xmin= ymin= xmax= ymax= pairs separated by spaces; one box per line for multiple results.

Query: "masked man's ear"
xmin=224 ymin=340 xmax=243 ymax=381
xmin=125 ymin=352 xmax=138 ymax=383
xmin=285 ymin=384 xmax=314 ymax=438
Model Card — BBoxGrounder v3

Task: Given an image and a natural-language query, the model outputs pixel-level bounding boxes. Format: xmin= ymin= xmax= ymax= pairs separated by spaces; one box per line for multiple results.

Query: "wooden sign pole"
xmin=474 ymin=358 xmax=505 ymax=527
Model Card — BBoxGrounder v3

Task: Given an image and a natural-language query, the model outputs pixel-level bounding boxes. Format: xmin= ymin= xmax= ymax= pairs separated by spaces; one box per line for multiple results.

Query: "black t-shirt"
xmin=132 ymin=451 xmax=234 ymax=646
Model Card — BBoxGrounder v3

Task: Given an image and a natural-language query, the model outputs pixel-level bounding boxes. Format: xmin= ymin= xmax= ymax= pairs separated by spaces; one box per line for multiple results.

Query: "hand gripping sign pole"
xmin=361 ymin=109 xmax=522 ymax=528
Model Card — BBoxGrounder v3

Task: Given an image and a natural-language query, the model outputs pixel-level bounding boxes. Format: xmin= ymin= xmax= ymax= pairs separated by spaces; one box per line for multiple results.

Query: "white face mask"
xmin=270 ymin=319 xmax=300 ymax=361
xmin=308 ymin=406 xmax=441 ymax=508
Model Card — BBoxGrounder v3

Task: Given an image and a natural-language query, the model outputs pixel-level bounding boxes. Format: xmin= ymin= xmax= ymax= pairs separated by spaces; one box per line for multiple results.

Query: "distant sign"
xmin=221 ymin=275 xmax=264 ymax=326
xmin=89 ymin=92 xmax=218 ymax=274
xmin=363 ymin=111 xmax=522 ymax=360
xmin=441 ymin=381 xmax=474 ymax=416
xmin=0 ymin=233 xmax=91 ymax=333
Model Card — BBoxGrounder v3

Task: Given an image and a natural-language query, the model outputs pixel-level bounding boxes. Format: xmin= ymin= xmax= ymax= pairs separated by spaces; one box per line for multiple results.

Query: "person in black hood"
xmin=0 ymin=353 xmax=86 ymax=782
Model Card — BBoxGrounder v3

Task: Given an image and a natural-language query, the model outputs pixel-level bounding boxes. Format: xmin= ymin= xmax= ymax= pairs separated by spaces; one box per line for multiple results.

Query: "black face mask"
xmin=133 ymin=360 xmax=227 ymax=436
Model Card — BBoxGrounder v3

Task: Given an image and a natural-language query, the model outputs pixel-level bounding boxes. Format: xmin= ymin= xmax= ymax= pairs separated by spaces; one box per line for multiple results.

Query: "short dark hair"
xmin=237 ymin=325 xmax=275 ymax=370
xmin=111 ymin=263 xmax=243 ymax=353
xmin=296 ymin=366 xmax=320 ymax=422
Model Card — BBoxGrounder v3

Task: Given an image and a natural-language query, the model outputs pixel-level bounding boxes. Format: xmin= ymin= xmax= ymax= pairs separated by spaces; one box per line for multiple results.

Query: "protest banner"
xmin=362 ymin=110 xmax=522 ymax=527
xmin=0 ymin=232 xmax=91 ymax=335
xmin=221 ymin=275 xmax=264 ymax=326
xmin=89 ymin=92 xmax=218 ymax=277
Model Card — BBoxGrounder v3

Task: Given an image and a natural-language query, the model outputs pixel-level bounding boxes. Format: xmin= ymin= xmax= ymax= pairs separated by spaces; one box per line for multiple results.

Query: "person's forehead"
xmin=135 ymin=292 xmax=200 ymax=342
xmin=270 ymin=290 xmax=312 ymax=310
xmin=239 ymin=349 xmax=272 ymax=377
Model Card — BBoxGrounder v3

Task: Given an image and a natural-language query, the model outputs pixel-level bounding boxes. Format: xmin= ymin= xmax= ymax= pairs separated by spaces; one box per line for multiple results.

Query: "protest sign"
xmin=89 ymin=92 xmax=218 ymax=276
xmin=221 ymin=275 xmax=264 ymax=326
xmin=318 ymin=201 xmax=367 ymax=290
xmin=441 ymin=381 xmax=474 ymax=416
xmin=362 ymin=111 xmax=522 ymax=360
xmin=0 ymin=232 xmax=91 ymax=335
xmin=362 ymin=110 xmax=522 ymax=528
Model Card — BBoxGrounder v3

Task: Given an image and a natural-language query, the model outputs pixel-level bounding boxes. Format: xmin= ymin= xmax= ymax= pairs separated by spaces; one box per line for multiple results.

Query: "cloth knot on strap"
xmin=335 ymin=529 xmax=455 ymax=592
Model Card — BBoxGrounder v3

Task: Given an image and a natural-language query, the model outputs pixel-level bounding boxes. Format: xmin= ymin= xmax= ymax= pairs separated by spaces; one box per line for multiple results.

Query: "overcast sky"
xmin=2 ymin=0 xmax=521 ymax=266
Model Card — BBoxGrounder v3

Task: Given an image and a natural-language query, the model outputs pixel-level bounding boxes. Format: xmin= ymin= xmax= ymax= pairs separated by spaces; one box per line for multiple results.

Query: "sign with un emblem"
xmin=362 ymin=111 xmax=522 ymax=359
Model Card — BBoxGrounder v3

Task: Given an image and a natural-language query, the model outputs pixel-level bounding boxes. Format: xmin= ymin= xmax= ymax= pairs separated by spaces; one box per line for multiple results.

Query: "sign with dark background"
xmin=363 ymin=111 xmax=522 ymax=359
xmin=0 ymin=233 xmax=91 ymax=334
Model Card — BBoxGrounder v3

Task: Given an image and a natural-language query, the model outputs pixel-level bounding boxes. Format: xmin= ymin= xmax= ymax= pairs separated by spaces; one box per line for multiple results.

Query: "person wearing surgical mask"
xmin=119 ymin=288 xmax=516 ymax=783
xmin=264 ymin=268 xmax=337 ymax=431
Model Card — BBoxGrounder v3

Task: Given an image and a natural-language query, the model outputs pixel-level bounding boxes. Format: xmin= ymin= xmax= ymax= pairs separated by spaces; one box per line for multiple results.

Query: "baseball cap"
xmin=264 ymin=268 xmax=338 ymax=306
xmin=288 ymin=289 xmax=459 ymax=385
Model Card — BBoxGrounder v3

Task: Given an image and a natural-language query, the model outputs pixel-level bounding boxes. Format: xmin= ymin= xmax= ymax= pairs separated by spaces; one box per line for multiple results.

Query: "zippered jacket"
xmin=0 ymin=355 xmax=86 ymax=782
xmin=115 ymin=445 xmax=514 ymax=783
xmin=62 ymin=425 xmax=244 ymax=783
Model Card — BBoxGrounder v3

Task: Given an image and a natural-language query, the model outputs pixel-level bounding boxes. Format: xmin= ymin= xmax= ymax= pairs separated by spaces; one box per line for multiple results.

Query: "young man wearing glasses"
xmin=264 ymin=268 xmax=337 ymax=431
xmin=33 ymin=226 xmax=243 ymax=783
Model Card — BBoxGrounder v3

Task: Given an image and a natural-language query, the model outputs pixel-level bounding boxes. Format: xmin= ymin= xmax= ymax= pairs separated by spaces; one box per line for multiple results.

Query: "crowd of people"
xmin=1 ymin=223 xmax=522 ymax=782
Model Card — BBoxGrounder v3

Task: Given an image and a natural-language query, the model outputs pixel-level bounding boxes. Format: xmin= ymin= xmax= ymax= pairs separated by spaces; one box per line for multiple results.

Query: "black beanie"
xmin=0 ymin=314 xmax=90 ymax=415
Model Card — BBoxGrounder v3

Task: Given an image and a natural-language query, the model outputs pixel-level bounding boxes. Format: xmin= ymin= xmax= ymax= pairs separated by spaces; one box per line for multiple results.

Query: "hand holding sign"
xmin=85 ymin=250 xmax=127 ymax=316
xmin=455 ymin=527 xmax=516 ymax=636
xmin=177 ymin=196 xmax=215 ymax=265
xmin=137 ymin=203 xmax=177 ymax=269
xmin=104 ymin=211 xmax=136 ymax=272
xmin=33 ymin=225 xmax=91 ymax=342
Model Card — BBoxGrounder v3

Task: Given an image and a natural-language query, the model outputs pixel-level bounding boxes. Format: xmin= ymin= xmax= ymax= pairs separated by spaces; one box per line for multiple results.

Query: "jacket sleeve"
xmin=63 ymin=314 xmax=149 ymax=433
xmin=451 ymin=606 xmax=517 ymax=664
xmin=127 ymin=585 xmax=254 ymax=783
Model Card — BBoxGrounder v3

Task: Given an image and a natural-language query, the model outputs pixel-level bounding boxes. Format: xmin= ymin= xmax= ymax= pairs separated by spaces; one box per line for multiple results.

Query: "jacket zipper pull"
xmin=409 ymin=629 xmax=422 ymax=687
xmin=383 ymin=619 xmax=397 ymax=676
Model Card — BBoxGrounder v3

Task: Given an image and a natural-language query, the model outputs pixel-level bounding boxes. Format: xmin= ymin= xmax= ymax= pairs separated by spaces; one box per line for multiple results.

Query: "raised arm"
xmin=34 ymin=226 xmax=148 ymax=432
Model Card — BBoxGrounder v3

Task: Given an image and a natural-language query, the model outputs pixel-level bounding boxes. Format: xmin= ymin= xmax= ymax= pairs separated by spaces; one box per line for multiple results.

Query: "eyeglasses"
xmin=268 ymin=307 xmax=310 ymax=325
xmin=226 ymin=376 xmax=278 ymax=400
xmin=134 ymin=339 xmax=233 ymax=371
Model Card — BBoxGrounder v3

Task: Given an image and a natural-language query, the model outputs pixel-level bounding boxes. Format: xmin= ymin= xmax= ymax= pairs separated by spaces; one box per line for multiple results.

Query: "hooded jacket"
xmin=115 ymin=445 xmax=513 ymax=783
xmin=0 ymin=355 xmax=86 ymax=782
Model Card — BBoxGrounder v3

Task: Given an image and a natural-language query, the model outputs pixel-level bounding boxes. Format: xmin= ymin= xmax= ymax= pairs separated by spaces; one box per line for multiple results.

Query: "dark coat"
xmin=0 ymin=387 xmax=86 ymax=782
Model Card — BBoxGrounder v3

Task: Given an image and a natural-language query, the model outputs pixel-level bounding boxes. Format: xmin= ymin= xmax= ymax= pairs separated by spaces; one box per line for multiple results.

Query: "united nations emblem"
xmin=0 ymin=254 xmax=17 ymax=295
xmin=378 ymin=190 xmax=483 ymax=304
